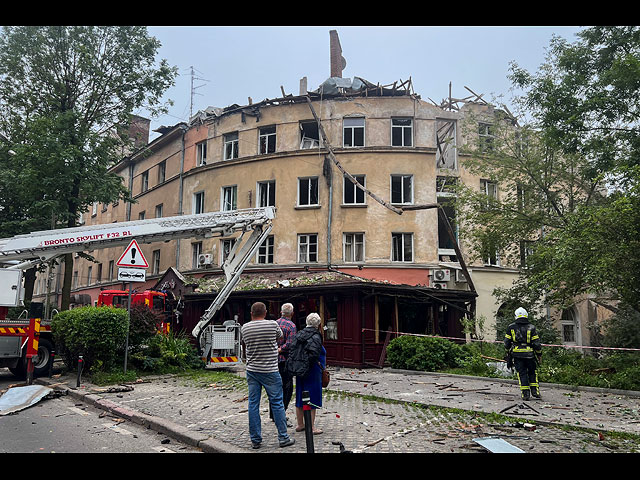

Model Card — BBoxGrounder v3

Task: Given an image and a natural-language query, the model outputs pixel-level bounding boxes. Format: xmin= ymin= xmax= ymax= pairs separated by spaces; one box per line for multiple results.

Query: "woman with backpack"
xmin=286 ymin=312 xmax=326 ymax=435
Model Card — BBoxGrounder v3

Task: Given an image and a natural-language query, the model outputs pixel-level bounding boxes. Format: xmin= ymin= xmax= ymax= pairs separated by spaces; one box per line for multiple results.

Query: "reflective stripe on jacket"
xmin=504 ymin=320 xmax=542 ymax=359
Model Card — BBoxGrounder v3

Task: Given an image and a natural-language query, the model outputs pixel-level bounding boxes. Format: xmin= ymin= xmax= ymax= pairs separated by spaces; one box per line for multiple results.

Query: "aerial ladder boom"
xmin=0 ymin=207 xmax=276 ymax=376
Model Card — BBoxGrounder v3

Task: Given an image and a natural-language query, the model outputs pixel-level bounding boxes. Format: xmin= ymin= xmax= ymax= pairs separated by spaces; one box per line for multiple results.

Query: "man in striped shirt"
xmin=241 ymin=302 xmax=295 ymax=449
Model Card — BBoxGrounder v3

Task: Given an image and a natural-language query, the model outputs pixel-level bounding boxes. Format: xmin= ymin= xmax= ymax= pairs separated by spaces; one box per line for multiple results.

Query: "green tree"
xmin=457 ymin=26 xmax=640 ymax=316
xmin=0 ymin=26 xmax=177 ymax=308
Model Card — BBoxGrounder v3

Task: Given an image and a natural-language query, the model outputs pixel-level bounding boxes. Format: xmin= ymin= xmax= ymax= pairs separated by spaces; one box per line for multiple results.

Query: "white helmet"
xmin=515 ymin=307 xmax=528 ymax=319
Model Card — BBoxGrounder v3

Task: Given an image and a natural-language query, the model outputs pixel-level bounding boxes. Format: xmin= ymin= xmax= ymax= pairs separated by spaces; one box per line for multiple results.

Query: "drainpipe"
xmin=323 ymin=156 xmax=333 ymax=268
xmin=175 ymin=125 xmax=187 ymax=269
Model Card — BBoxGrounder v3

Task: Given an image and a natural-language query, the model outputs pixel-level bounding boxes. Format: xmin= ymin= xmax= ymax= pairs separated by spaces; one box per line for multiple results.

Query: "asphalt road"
xmin=0 ymin=368 xmax=201 ymax=453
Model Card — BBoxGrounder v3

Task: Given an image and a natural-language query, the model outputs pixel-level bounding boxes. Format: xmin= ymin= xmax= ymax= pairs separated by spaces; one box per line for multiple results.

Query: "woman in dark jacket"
xmin=291 ymin=312 xmax=325 ymax=434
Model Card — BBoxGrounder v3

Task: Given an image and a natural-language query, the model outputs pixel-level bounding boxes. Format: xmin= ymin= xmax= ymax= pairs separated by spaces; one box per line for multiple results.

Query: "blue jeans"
xmin=246 ymin=370 xmax=290 ymax=444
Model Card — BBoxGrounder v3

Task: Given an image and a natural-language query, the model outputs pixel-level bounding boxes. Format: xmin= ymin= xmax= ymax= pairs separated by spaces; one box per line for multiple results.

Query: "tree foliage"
xmin=457 ymin=26 xmax=640 ymax=315
xmin=0 ymin=26 xmax=177 ymax=308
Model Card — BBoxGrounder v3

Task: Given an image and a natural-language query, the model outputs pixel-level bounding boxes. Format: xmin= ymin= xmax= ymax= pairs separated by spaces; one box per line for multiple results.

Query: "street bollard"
xmin=302 ymin=390 xmax=314 ymax=453
xmin=48 ymin=349 xmax=55 ymax=378
xmin=76 ymin=355 xmax=83 ymax=388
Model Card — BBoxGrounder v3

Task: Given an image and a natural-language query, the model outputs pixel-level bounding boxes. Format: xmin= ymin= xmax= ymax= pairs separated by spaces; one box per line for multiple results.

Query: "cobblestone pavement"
xmin=38 ymin=366 xmax=640 ymax=454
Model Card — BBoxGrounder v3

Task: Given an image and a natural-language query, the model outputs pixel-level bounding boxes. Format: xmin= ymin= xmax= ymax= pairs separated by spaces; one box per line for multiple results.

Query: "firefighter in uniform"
xmin=504 ymin=307 xmax=542 ymax=400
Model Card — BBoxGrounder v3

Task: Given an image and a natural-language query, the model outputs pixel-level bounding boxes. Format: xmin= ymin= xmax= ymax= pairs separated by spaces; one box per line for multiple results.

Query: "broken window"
xmin=221 ymin=238 xmax=236 ymax=263
xmin=141 ymin=170 xmax=149 ymax=192
xmin=191 ymin=242 xmax=202 ymax=269
xmin=193 ymin=191 xmax=205 ymax=214
xmin=224 ymin=132 xmax=239 ymax=160
xmin=300 ymin=121 xmax=320 ymax=149
xmin=343 ymin=117 xmax=365 ymax=147
xmin=519 ymin=239 xmax=534 ymax=268
xmin=298 ymin=177 xmax=319 ymax=207
xmin=436 ymin=119 xmax=457 ymax=169
xmin=561 ymin=308 xmax=577 ymax=344
xmin=324 ymin=296 xmax=338 ymax=341
xmin=157 ymin=160 xmax=166 ymax=184
xmin=259 ymin=126 xmax=276 ymax=154
xmin=437 ymin=197 xmax=457 ymax=254
xmin=343 ymin=232 xmax=364 ymax=262
xmin=391 ymin=174 xmax=413 ymax=204
xmin=152 ymin=250 xmax=161 ymax=275
xmin=196 ymin=141 xmax=207 ymax=166
xmin=257 ymin=180 xmax=276 ymax=207
xmin=298 ymin=234 xmax=318 ymax=263
xmin=221 ymin=185 xmax=237 ymax=211
xmin=391 ymin=118 xmax=413 ymax=147
xmin=437 ymin=176 xmax=458 ymax=260
xmin=478 ymin=122 xmax=494 ymax=152
xmin=257 ymin=235 xmax=274 ymax=264
xmin=392 ymin=232 xmax=413 ymax=262
xmin=480 ymin=179 xmax=498 ymax=210
xmin=343 ymin=174 xmax=365 ymax=205
xmin=482 ymin=237 xmax=500 ymax=266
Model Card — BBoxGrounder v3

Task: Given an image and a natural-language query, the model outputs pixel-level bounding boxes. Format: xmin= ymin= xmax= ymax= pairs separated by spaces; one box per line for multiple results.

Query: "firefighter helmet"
xmin=515 ymin=307 xmax=528 ymax=319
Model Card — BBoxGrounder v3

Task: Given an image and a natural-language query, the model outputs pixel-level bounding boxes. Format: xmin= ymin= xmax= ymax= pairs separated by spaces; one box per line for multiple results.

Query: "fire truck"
xmin=0 ymin=207 xmax=275 ymax=381
xmin=97 ymin=289 xmax=170 ymax=333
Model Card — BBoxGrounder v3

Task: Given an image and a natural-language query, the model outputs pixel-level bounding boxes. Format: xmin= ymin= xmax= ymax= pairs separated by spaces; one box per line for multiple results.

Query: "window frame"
xmin=391 ymin=117 xmax=413 ymax=147
xmin=391 ymin=232 xmax=414 ymax=262
xmin=343 ymin=232 xmax=365 ymax=263
xmin=256 ymin=234 xmax=275 ymax=264
xmin=224 ymin=132 xmax=239 ymax=160
xmin=343 ymin=174 xmax=366 ymax=205
xmin=257 ymin=180 xmax=276 ymax=207
xmin=196 ymin=141 xmax=208 ymax=166
xmin=343 ymin=117 xmax=365 ymax=147
xmin=390 ymin=174 xmax=414 ymax=205
xmin=193 ymin=191 xmax=205 ymax=214
xmin=259 ymin=125 xmax=277 ymax=155
xmin=297 ymin=176 xmax=319 ymax=207
xmin=297 ymin=233 xmax=318 ymax=263
xmin=191 ymin=242 xmax=202 ymax=269
xmin=221 ymin=185 xmax=238 ymax=212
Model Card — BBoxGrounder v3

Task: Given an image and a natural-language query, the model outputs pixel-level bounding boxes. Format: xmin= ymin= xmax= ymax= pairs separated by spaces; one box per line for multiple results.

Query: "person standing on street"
xmin=240 ymin=302 xmax=295 ymax=449
xmin=269 ymin=303 xmax=297 ymax=425
xmin=288 ymin=312 xmax=326 ymax=435
xmin=504 ymin=307 xmax=543 ymax=401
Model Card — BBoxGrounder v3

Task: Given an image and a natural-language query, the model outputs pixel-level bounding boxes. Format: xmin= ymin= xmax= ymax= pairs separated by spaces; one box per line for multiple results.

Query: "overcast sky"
xmin=141 ymin=26 xmax=584 ymax=140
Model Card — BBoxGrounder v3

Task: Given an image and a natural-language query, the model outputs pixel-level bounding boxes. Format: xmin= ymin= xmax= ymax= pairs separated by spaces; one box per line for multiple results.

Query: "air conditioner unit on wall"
xmin=431 ymin=269 xmax=450 ymax=282
xmin=198 ymin=253 xmax=213 ymax=267
xmin=433 ymin=282 xmax=448 ymax=289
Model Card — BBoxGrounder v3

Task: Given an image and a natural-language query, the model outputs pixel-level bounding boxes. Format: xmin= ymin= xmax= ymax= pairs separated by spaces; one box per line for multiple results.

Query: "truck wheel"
xmin=8 ymin=338 xmax=54 ymax=379
xmin=32 ymin=338 xmax=54 ymax=377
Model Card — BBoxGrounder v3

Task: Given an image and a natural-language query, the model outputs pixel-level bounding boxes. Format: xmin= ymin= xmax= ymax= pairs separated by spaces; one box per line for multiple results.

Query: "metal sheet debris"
xmin=0 ymin=385 xmax=53 ymax=415
xmin=473 ymin=437 xmax=525 ymax=453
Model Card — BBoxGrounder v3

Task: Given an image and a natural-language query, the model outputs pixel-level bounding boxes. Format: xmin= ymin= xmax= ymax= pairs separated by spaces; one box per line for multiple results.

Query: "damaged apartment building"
xmin=33 ymin=30 xmax=549 ymax=367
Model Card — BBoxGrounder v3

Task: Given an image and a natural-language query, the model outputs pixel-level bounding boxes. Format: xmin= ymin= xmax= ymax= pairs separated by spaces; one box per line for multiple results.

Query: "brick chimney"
xmin=128 ymin=115 xmax=151 ymax=148
xmin=330 ymin=30 xmax=346 ymax=78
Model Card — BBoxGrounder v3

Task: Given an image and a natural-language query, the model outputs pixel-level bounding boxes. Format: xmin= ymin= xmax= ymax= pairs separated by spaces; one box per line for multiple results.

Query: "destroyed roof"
xmin=192 ymin=269 xmax=391 ymax=294
xmin=186 ymin=76 xmax=418 ymax=127
xmin=187 ymin=269 xmax=476 ymax=304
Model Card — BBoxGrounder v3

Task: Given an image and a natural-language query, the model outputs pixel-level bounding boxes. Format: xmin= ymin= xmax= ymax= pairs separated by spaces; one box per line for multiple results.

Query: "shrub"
xmin=386 ymin=335 xmax=469 ymax=371
xmin=51 ymin=306 xmax=129 ymax=373
xmin=129 ymin=330 xmax=203 ymax=372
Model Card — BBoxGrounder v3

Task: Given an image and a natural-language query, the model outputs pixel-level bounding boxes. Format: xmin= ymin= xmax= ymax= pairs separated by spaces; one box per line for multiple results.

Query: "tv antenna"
xmin=189 ymin=66 xmax=210 ymax=118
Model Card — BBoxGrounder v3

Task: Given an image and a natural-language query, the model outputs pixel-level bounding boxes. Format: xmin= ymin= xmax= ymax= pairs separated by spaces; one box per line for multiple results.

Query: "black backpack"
xmin=285 ymin=329 xmax=319 ymax=378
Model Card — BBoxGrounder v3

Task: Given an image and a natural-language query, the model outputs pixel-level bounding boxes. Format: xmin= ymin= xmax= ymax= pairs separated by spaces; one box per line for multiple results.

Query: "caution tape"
xmin=362 ymin=328 xmax=640 ymax=352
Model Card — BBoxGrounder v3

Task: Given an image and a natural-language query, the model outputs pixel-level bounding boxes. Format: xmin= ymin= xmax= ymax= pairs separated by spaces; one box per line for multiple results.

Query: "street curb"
xmin=35 ymin=377 xmax=244 ymax=453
